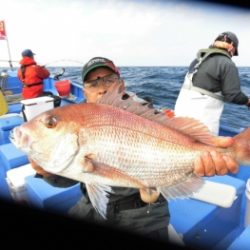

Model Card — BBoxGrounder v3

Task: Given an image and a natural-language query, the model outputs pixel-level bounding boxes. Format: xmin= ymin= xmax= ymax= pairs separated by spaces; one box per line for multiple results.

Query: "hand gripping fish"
xmin=10 ymin=84 xmax=250 ymax=218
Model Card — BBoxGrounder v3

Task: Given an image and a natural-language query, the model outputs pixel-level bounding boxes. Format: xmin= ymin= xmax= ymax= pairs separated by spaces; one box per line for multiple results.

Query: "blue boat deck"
xmin=0 ymin=70 xmax=250 ymax=249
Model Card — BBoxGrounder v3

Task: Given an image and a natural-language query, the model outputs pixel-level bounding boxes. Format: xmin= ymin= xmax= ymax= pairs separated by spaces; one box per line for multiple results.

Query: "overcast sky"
xmin=0 ymin=0 xmax=250 ymax=67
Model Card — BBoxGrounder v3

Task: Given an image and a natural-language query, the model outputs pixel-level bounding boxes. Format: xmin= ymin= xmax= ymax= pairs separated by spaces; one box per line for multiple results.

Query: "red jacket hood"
xmin=19 ymin=57 xmax=37 ymax=66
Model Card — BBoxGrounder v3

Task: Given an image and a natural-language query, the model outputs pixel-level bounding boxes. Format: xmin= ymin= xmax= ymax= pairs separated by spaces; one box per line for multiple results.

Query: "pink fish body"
xmin=10 ymin=85 xmax=250 ymax=218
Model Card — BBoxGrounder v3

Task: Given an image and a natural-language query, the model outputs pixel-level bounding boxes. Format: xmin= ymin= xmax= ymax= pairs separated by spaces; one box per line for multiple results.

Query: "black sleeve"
xmin=36 ymin=174 xmax=79 ymax=188
xmin=221 ymin=61 xmax=248 ymax=104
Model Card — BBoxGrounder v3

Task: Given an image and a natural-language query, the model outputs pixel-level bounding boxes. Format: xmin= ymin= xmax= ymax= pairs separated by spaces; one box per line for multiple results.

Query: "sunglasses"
xmin=84 ymin=73 xmax=121 ymax=88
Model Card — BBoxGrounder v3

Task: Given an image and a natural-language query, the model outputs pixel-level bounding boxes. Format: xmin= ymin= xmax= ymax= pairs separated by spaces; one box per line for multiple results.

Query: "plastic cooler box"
xmin=25 ymin=175 xmax=82 ymax=214
xmin=0 ymin=143 xmax=29 ymax=200
xmin=20 ymin=96 xmax=54 ymax=121
xmin=5 ymin=163 xmax=36 ymax=204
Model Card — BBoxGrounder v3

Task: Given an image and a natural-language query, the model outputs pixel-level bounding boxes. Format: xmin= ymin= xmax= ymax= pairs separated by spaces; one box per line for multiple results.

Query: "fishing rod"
xmin=44 ymin=58 xmax=85 ymax=67
xmin=43 ymin=59 xmax=84 ymax=81
xmin=50 ymin=67 xmax=83 ymax=81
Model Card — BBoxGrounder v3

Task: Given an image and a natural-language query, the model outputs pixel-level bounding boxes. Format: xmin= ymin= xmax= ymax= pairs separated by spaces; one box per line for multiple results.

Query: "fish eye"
xmin=44 ymin=115 xmax=58 ymax=128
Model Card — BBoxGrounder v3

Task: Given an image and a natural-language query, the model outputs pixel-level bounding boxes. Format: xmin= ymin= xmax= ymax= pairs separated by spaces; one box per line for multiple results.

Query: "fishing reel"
xmin=53 ymin=67 xmax=65 ymax=80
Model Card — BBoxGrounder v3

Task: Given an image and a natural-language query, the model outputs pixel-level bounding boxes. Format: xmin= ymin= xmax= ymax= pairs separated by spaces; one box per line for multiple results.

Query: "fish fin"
xmin=139 ymin=188 xmax=160 ymax=203
xmin=81 ymin=154 xmax=96 ymax=172
xmin=159 ymin=174 xmax=205 ymax=200
xmin=97 ymin=83 xmax=170 ymax=125
xmin=163 ymin=117 xmax=216 ymax=146
xmin=90 ymin=159 xmax=146 ymax=188
xmin=98 ymin=84 xmax=215 ymax=146
xmin=85 ymin=182 xmax=113 ymax=219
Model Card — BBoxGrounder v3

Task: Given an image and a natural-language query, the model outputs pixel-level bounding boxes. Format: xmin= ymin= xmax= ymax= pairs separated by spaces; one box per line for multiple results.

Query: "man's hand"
xmin=194 ymin=136 xmax=239 ymax=176
xmin=29 ymin=158 xmax=53 ymax=178
xmin=246 ymin=98 xmax=250 ymax=108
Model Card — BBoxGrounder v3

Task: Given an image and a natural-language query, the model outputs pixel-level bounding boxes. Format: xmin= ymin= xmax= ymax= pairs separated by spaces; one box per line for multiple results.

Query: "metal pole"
xmin=6 ymin=37 xmax=13 ymax=70
xmin=2 ymin=21 xmax=13 ymax=70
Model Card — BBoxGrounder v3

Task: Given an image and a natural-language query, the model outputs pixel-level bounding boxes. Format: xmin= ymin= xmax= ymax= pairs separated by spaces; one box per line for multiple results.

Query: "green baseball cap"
xmin=82 ymin=57 xmax=120 ymax=82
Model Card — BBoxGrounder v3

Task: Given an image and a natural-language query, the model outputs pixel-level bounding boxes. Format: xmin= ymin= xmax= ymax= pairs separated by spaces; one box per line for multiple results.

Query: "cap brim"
xmin=82 ymin=63 xmax=116 ymax=82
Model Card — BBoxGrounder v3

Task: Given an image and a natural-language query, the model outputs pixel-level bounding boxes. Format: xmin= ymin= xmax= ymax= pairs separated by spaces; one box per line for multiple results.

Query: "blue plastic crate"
xmin=0 ymin=143 xmax=28 ymax=171
xmin=7 ymin=103 xmax=22 ymax=114
xmin=169 ymin=175 xmax=245 ymax=249
xmin=25 ymin=175 xmax=82 ymax=214
xmin=6 ymin=75 xmax=22 ymax=94
xmin=43 ymin=78 xmax=58 ymax=95
xmin=0 ymin=115 xmax=23 ymax=144
xmin=0 ymin=164 xmax=12 ymax=201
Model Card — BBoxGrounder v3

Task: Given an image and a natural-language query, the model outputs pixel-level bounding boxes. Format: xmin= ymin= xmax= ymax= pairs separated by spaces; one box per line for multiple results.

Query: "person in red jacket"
xmin=18 ymin=49 xmax=50 ymax=99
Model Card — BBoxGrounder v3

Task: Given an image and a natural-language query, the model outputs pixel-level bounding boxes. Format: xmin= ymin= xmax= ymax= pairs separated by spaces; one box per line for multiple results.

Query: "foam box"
xmin=25 ymin=175 xmax=82 ymax=214
xmin=5 ymin=163 xmax=36 ymax=203
xmin=21 ymin=96 xmax=54 ymax=121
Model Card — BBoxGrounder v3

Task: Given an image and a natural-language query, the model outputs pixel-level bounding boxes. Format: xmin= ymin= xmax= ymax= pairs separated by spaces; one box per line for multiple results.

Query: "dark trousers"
xmin=68 ymin=195 xmax=170 ymax=243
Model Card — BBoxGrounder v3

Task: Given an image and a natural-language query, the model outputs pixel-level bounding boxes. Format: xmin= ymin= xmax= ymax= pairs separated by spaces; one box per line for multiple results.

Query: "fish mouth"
xmin=9 ymin=127 xmax=32 ymax=152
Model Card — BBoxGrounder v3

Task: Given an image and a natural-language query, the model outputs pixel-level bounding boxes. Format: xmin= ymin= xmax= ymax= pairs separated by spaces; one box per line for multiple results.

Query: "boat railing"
xmin=43 ymin=76 xmax=84 ymax=104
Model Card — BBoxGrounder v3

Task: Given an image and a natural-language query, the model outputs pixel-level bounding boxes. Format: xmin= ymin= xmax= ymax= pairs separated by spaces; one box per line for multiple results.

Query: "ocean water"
xmin=50 ymin=66 xmax=250 ymax=130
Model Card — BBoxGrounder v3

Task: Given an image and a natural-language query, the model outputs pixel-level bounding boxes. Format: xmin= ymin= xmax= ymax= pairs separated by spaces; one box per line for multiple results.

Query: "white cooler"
xmin=6 ymin=164 xmax=36 ymax=204
xmin=21 ymin=96 xmax=54 ymax=121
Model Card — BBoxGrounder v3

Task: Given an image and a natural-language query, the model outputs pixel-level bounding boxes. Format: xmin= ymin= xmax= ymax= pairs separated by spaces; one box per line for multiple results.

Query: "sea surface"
xmin=50 ymin=66 xmax=250 ymax=130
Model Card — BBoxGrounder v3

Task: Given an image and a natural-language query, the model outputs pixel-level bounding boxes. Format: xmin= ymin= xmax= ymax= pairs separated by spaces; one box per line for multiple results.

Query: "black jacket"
xmin=189 ymin=52 xmax=248 ymax=104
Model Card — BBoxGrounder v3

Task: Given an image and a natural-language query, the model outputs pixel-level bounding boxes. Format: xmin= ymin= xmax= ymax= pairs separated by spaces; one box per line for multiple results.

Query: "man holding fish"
xmin=12 ymin=57 xmax=239 ymax=243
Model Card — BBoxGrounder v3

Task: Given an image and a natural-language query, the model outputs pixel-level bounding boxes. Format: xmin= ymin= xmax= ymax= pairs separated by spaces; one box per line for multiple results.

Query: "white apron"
xmin=174 ymin=74 xmax=224 ymax=136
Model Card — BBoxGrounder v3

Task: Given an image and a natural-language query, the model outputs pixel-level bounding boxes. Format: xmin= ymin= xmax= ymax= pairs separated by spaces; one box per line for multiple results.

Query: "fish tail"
xmin=232 ymin=128 xmax=250 ymax=165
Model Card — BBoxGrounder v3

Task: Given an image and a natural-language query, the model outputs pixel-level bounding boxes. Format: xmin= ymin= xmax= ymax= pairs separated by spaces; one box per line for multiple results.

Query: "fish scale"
xmin=82 ymin=123 xmax=203 ymax=187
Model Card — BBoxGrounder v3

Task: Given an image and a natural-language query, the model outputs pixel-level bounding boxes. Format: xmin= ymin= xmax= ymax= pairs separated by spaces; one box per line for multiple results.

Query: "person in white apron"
xmin=175 ymin=31 xmax=250 ymax=135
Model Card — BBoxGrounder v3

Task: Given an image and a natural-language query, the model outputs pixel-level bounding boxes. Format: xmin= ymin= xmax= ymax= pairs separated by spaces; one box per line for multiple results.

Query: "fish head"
xmin=10 ymin=107 xmax=80 ymax=173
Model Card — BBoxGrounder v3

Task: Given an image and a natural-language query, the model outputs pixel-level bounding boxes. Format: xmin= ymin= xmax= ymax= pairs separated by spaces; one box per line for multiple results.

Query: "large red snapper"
xmin=10 ymin=84 xmax=250 ymax=218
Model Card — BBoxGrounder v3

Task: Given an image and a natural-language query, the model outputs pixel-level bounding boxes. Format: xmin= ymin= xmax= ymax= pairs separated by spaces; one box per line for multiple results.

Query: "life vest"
xmin=174 ymin=48 xmax=231 ymax=135
xmin=18 ymin=57 xmax=50 ymax=99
